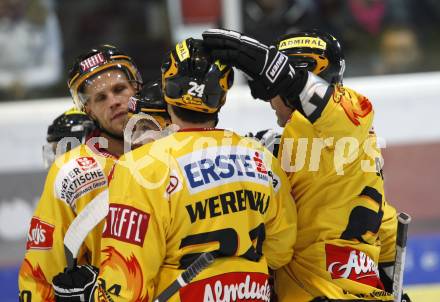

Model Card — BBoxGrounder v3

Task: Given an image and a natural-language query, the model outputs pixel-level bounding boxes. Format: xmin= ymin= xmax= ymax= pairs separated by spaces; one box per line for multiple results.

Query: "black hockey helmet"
xmin=161 ymin=38 xmax=234 ymax=113
xmin=68 ymin=44 xmax=143 ymax=110
xmin=127 ymin=79 xmax=171 ymax=129
xmin=43 ymin=108 xmax=95 ymax=168
xmin=276 ymin=29 xmax=345 ymax=84
xmin=47 ymin=108 xmax=94 ymax=143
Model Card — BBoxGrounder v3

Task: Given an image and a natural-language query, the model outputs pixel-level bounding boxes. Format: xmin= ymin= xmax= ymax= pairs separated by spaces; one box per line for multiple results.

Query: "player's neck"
xmin=169 ymin=111 xmax=216 ymax=130
xmin=100 ymin=132 xmax=125 ymax=158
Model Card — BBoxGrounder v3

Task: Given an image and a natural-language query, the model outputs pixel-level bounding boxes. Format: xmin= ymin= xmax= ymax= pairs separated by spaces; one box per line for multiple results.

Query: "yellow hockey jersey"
xmin=95 ymin=129 xmax=297 ymax=302
xmin=18 ymin=143 xmax=116 ymax=302
xmin=276 ymin=73 xmax=397 ymax=301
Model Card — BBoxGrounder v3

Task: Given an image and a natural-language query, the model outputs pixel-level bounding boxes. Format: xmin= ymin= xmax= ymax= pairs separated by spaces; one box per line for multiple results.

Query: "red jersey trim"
xmin=85 ymin=129 xmax=119 ymax=159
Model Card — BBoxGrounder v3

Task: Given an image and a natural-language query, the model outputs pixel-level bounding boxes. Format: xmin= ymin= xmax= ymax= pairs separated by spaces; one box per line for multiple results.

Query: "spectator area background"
xmin=0 ymin=0 xmax=439 ymax=101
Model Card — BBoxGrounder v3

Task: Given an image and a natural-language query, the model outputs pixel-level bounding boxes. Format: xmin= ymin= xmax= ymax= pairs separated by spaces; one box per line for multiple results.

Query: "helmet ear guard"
xmin=164 ymin=78 xmax=184 ymax=100
xmin=161 ymin=38 xmax=234 ymax=113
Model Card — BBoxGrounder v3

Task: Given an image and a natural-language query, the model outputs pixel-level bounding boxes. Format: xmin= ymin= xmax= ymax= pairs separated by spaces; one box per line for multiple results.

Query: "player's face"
xmin=84 ymin=70 xmax=136 ymax=137
xmin=270 ymin=95 xmax=293 ymax=127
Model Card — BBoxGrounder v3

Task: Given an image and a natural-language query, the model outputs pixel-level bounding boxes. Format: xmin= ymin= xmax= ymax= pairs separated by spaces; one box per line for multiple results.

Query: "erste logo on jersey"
xmin=55 ymin=157 xmax=107 ymax=209
xmin=103 ymin=204 xmax=150 ymax=247
xmin=178 ymin=146 xmax=279 ymax=194
xmin=26 ymin=217 xmax=55 ymax=250
xmin=325 ymin=244 xmax=384 ymax=289
xmin=179 ymin=272 xmax=270 ymax=302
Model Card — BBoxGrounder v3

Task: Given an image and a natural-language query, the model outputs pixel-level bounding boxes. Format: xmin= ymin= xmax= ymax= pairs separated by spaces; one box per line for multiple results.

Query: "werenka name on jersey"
xmin=186 ymin=189 xmax=270 ymax=223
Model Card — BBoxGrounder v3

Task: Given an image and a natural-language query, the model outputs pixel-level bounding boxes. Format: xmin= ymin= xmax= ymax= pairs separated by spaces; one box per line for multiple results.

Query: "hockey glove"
xmin=202 ymin=29 xmax=303 ymax=101
xmin=52 ymin=265 xmax=98 ymax=302
xmin=245 ymin=129 xmax=281 ymax=156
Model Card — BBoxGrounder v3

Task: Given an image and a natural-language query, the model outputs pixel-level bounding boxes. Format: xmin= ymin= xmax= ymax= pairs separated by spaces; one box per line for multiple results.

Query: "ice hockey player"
xmin=18 ymin=44 xmax=143 ymax=302
xmin=51 ymin=38 xmax=297 ymax=302
xmin=42 ymin=108 xmax=95 ymax=169
xmin=202 ymin=28 xmax=399 ymax=301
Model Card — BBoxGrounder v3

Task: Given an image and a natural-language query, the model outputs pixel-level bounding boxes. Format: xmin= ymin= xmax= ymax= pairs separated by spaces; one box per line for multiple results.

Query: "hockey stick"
xmin=392 ymin=212 xmax=411 ymax=302
xmin=64 ymin=189 xmax=109 ymax=269
xmin=153 ymin=252 xmax=215 ymax=302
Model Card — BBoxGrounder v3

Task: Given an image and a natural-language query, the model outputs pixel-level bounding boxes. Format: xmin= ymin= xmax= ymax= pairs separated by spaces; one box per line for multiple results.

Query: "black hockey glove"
xmin=245 ymin=129 xmax=281 ymax=156
xmin=202 ymin=29 xmax=304 ymax=101
xmin=52 ymin=265 xmax=98 ymax=302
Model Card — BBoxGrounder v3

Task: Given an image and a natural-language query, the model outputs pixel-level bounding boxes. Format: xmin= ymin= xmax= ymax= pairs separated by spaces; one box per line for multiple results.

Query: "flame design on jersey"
xmin=100 ymin=246 xmax=148 ymax=302
xmin=20 ymin=259 xmax=55 ymax=302
xmin=339 ymin=94 xmax=372 ymax=126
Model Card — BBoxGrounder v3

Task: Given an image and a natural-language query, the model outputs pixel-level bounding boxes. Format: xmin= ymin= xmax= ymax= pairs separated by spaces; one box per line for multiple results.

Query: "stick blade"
xmin=64 ymin=189 xmax=109 ymax=268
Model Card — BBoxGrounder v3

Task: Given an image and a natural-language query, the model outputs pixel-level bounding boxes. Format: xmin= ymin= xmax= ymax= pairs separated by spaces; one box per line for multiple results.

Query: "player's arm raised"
xmin=202 ymin=29 xmax=373 ymax=141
